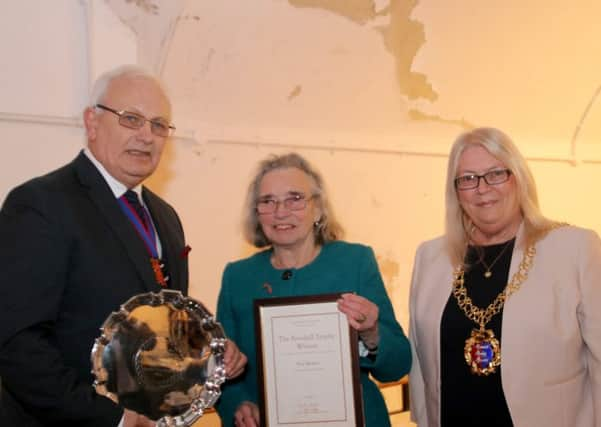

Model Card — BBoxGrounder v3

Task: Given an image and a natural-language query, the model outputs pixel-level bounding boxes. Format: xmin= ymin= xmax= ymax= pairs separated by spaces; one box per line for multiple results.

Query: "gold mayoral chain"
xmin=452 ymin=243 xmax=534 ymax=376
xmin=453 ymin=224 xmax=566 ymax=375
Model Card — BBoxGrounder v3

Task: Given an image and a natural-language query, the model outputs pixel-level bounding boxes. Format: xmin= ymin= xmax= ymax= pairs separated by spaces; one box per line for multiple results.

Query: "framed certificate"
xmin=254 ymin=293 xmax=364 ymax=427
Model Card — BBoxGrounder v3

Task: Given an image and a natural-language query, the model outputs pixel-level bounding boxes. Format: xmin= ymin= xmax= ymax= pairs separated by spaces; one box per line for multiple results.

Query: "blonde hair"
xmin=445 ymin=127 xmax=555 ymax=266
xmin=242 ymin=153 xmax=344 ymax=248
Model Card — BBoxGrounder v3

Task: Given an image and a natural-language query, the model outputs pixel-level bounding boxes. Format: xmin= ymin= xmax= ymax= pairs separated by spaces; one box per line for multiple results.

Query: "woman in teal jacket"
xmin=215 ymin=153 xmax=411 ymax=426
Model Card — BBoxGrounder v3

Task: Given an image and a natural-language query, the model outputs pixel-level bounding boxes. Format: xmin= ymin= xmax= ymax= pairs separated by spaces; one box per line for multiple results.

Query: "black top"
xmin=440 ymin=238 xmax=516 ymax=427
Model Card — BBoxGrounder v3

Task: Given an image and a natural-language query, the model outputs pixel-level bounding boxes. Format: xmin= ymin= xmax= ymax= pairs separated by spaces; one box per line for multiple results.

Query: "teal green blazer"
xmin=215 ymin=241 xmax=411 ymax=426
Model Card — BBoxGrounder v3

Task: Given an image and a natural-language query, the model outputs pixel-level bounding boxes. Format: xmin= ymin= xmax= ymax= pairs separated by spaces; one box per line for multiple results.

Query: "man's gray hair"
xmin=88 ymin=64 xmax=170 ymax=109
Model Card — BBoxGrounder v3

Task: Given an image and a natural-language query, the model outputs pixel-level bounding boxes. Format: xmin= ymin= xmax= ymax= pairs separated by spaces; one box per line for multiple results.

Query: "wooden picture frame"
xmin=254 ymin=293 xmax=364 ymax=427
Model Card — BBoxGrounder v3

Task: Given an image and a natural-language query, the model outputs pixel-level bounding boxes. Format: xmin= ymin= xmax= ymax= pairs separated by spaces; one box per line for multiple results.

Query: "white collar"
xmin=83 ymin=148 xmax=143 ymax=201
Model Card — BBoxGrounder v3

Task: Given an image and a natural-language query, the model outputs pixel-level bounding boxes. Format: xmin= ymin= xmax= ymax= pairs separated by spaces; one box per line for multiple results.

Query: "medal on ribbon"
xmin=150 ymin=257 xmax=168 ymax=287
xmin=119 ymin=195 xmax=168 ymax=287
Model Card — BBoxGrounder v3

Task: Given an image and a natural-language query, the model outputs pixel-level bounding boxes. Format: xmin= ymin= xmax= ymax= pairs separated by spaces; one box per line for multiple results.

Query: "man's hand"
xmin=123 ymin=409 xmax=156 ymax=427
xmin=224 ymin=339 xmax=247 ymax=379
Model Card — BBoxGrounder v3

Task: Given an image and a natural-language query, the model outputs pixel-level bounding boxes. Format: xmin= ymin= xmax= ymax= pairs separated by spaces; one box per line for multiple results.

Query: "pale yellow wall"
xmin=3 ymin=0 xmax=601 ymax=330
xmin=3 ymin=0 xmax=601 ymax=346
xmin=146 ymin=139 xmax=601 ymax=333
xmin=2 ymin=2 xmax=601 ymax=425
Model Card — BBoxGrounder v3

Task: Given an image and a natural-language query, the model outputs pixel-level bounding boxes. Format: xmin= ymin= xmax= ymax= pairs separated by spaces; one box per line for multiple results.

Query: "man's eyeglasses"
xmin=95 ymin=104 xmax=175 ymax=137
xmin=454 ymin=169 xmax=512 ymax=190
xmin=256 ymin=194 xmax=315 ymax=214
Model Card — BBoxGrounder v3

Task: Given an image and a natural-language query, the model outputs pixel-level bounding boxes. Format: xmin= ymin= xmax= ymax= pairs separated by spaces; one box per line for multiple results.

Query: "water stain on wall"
xmin=376 ymin=254 xmax=400 ymax=292
xmin=287 ymin=85 xmax=303 ymax=100
xmin=288 ymin=0 xmax=437 ymax=104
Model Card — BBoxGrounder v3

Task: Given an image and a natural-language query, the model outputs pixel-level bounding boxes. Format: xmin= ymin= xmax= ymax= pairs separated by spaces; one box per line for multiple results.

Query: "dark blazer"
xmin=0 ymin=151 xmax=189 ymax=426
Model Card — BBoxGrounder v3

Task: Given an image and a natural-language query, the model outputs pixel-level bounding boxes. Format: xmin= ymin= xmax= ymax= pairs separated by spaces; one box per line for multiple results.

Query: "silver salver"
xmin=91 ymin=290 xmax=226 ymax=426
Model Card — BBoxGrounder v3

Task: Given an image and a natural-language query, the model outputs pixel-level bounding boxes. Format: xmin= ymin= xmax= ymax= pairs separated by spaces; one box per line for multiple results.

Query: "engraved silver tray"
xmin=91 ymin=290 xmax=226 ymax=426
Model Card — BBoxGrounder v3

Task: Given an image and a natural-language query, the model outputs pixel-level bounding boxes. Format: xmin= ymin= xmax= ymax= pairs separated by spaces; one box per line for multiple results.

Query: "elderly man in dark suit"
xmin=0 ymin=65 xmax=246 ymax=427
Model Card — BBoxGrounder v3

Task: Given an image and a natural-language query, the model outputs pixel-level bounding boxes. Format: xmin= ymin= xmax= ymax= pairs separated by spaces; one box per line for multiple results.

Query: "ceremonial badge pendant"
xmin=464 ymin=327 xmax=501 ymax=375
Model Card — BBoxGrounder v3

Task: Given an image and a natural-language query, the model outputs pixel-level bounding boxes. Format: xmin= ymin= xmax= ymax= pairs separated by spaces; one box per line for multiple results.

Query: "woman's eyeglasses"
xmin=454 ymin=169 xmax=512 ymax=190
xmin=256 ymin=194 xmax=316 ymax=214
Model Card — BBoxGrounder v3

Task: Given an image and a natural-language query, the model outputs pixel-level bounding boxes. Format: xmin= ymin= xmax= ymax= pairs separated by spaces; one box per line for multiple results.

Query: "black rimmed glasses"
xmin=454 ymin=169 xmax=512 ymax=190
xmin=95 ymin=104 xmax=176 ymax=137
xmin=256 ymin=193 xmax=316 ymax=215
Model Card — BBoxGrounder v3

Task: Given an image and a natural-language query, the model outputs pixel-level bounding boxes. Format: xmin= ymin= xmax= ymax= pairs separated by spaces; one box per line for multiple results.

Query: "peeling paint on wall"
xmin=287 ymin=85 xmax=302 ymax=100
xmin=123 ymin=0 xmax=159 ymax=15
xmin=105 ymin=0 xmax=186 ymax=73
xmin=177 ymin=15 xmax=201 ymax=21
xmin=288 ymin=0 xmax=377 ymax=25
xmin=408 ymin=109 xmax=474 ymax=130
xmin=376 ymin=0 xmax=437 ymax=102
xmin=288 ymin=0 xmax=437 ymax=104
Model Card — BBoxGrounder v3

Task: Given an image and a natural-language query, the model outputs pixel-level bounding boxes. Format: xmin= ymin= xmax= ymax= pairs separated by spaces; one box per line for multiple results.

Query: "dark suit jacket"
xmin=0 ymin=151 xmax=189 ymax=426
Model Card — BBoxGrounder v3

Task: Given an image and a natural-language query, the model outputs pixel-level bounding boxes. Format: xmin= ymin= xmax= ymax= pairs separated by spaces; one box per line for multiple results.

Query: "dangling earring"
xmin=313 ymin=216 xmax=323 ymax=229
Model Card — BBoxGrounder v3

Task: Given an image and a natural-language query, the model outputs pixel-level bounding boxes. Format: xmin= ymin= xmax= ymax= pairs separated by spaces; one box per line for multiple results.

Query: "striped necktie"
xmin=123 ymin=190 xmax=150 ymax=229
